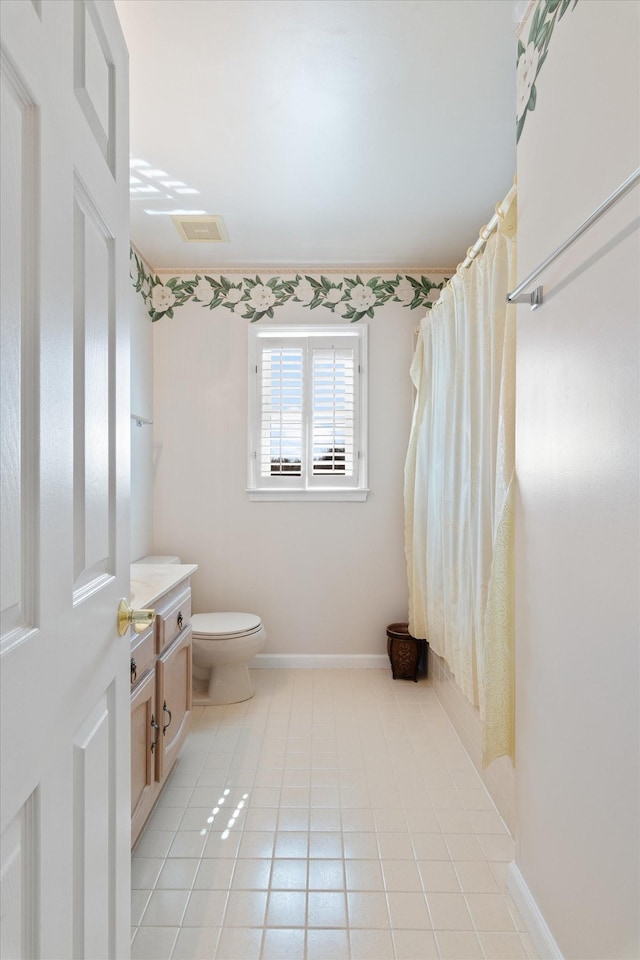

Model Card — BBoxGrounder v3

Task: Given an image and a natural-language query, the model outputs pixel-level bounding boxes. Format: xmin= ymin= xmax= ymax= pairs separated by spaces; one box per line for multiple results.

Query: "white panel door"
xmin=0 ymin=2 xmax=130 ymax=957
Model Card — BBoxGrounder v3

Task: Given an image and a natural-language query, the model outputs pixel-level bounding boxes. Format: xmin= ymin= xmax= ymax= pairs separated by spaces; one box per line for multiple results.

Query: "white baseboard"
xmin=252 ymin=654 xmax=389 ymax=670
xmin=507 ymin=863 xmax=564 ymax=960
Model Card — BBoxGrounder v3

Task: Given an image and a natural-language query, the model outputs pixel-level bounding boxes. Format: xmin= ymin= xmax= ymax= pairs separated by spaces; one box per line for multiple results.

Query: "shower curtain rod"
xmin=506 ymin=166 xmax=640 ymax=311
xmin=430 ymin=178 xmax=517 ymax=311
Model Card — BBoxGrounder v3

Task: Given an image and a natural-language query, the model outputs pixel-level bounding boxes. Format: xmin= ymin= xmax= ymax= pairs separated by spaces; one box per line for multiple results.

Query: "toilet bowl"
xmin=191 ymin=612 xmax=266 ymax=706
xmin=135 ymin=557 xmax=265 ymax=706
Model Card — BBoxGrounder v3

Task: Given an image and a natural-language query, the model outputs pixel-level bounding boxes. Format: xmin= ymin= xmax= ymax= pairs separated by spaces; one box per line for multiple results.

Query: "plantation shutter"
xmin=311 ymin=345 xmax=355 ymax=478
xmin=259 ymin=343 xmax=304 ymax=480
xmin=249 ymin=327 xmax=367 ymax=499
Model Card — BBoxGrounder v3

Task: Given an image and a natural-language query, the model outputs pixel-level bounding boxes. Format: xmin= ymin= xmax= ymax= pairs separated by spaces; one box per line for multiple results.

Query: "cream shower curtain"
xmin=404 ymin=194 xmax=516 ymax=766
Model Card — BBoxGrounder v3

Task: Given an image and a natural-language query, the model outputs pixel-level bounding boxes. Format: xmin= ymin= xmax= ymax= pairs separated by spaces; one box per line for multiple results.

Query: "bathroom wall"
xmin=150 ymin=273 xmax=447 ymax=659
xmin=429 ymin=650 xmax=516 ymax=836
xmin=514 ymin=2 xmax=639 ymax=956
xmin=129 ymin=250 xmax=154 ymax=561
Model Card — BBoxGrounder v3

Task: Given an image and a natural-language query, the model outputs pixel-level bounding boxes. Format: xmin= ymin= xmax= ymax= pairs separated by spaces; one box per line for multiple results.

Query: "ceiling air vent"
xmin=171 ymin=214 xmax=229 ymax=243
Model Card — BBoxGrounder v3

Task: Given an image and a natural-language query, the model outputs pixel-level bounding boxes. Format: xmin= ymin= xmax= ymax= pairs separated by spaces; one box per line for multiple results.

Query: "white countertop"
xmin=130 ymin=563 xmax=198 ymax=609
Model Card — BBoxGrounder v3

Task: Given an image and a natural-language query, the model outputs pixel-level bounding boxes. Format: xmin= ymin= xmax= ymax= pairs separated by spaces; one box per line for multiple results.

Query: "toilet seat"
xmin=192 ymin=612 xmax=263 ymax=640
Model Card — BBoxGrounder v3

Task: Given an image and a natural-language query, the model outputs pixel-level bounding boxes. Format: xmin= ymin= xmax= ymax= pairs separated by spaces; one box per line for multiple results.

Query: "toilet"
xmin=191 ymin=612 xmax=266 ymax=706
xmin=136 ymin=556 xmax=266 ymax=706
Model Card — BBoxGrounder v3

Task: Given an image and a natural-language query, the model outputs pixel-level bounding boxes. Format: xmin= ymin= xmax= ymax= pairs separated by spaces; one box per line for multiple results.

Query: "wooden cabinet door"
xmin=131 ymin=669 xmax=158 ymax=848
xmin=156 ymin=628 xmax=192 ymax=782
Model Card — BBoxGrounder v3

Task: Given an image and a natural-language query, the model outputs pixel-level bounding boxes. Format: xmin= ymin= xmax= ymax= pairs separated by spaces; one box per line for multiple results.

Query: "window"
xmin=248 ymin=326 xmax=368 ymax=501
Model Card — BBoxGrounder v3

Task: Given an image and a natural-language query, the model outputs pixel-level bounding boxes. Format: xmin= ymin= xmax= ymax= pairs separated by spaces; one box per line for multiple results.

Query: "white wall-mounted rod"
xmin=507 ymin=166 xmax=640 ymax=310
xmin=131 ymin=413 xmax=153 ymax=426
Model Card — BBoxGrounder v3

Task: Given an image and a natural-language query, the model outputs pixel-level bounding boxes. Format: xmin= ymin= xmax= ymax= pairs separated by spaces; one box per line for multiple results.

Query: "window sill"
xmin=246 ymin=489 xmax=370 ymax=502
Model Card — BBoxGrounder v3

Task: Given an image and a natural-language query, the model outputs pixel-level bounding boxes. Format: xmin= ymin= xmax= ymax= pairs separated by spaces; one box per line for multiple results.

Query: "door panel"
xmin=72 ymin=692 xmax=113 ymax=959
xmin=0 ymin=799 xmax=37 ymax=960
xmin=74 ymin=0 xmax=116 ymax=172
xmin=72 ymin=180 xmax=115 ymax=598
xmin=0 ymin=3 xmax=130 ymax=957
xmin=0 ymin=40 xmax=38 ymax=653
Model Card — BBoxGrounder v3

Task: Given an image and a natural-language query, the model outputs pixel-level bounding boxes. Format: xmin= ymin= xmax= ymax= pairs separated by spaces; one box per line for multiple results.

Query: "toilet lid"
xmin=191 ymin=612 xmax=262 ymax=638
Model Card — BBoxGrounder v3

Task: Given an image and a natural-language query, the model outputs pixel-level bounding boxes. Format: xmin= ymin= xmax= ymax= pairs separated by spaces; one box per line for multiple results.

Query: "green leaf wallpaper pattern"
xmin=517 ymin=0 xmax=580 ymax=143
xmin=130 ymin=249 xmax=446 ymax=323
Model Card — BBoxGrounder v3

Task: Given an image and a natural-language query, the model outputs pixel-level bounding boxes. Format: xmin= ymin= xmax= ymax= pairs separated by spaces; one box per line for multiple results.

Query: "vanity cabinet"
xmin=130 ymin=570 xmax=194 ymax=848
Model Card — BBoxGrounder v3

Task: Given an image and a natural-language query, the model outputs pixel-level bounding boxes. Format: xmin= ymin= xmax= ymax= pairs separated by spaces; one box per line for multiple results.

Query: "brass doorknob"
xmin=117 ymin=599 xmax=156 ymax=636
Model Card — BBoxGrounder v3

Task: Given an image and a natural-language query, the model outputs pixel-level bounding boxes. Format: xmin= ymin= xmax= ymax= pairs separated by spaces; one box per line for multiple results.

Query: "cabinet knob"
xmin=130 ymin=658 xmax=137 ymax=683
xmin=177 ymin=611 xmax=184 ymax=631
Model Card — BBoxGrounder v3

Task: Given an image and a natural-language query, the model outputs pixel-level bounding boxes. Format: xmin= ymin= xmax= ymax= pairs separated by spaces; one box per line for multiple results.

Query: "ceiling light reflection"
xmin=212 ymin=790 xmax=250 ymax=842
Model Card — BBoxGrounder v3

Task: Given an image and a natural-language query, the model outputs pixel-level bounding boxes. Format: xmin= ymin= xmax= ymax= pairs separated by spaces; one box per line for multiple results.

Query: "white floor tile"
xmin=170 ymin=926 xmax=220 ymax=960
xmin=344 ymin=859 xmax=385 ymax=892
xmin=417 ymin=859 xmax=460 ymax=893
xmin=386 ymin=890 xmax=432 ymax=929
xmin=265 ymin=889 xmax=307 ymax=927
xmin=478 ymin=930 xmax=528 ymax=958
xmin=426 ymin=891 xmax=474 ymax=931
xmin=131 ymin=858 xmax=164 ymax=890
xmin=435 ymin=929 xmax=483 ymax=959
xmin=381 ymin=859 xmax=423 ymax=892
xmin=215 ymin=925 xmax=262 ymax=960
xmin=182 ymin=889 xmax=229 ymax=927
xmin=131 ymin=925 xmax=179 ymax=960
xmin=230 ymin=857 xmax=271 ymax=890
xmin=306 ymin=927 xmax=350 ymax=958
xmin=131 ymin=669 xmax=520 ymax=960
xmin=260 ymin=927 xmax=305 ymax=959
xmin=347 ymin=891 xmax=391 ymax=928
xmin=131 ymin=890 xmax=152 ymax=927
xmin=223 ymin=889 xmax=267 ymax=927
xmin=269 ymin=858 xmax=307 ymax=890
xmin=308 ymin=858 xmax=345 ymax=890
xmin=193 ymin=858 xmax=236 ymax=891
xmin=155 ymin=858 xmax=200 ymax=890
xmin=392 ymin=929 xmax=439 ymax=959
xmin=453 ymin=860 xmax=499 ymax=894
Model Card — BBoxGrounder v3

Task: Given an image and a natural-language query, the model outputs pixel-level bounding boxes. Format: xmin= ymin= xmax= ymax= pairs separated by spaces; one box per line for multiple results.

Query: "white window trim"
xmin=247 ymin=325 xmax=369 ymax=502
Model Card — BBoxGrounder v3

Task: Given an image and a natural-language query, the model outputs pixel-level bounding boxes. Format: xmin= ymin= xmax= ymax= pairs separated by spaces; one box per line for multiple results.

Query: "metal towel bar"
xmin=507 ymin=166 xmax=640 ymax=310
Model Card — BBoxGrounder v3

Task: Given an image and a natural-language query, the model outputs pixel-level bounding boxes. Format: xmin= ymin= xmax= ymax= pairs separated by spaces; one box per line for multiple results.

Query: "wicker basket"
xmin=386 ymin=622 xmax=428 ymax=682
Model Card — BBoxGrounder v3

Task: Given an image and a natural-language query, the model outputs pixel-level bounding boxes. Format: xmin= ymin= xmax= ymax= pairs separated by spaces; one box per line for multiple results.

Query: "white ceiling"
xmin=115 ymin=0 xmax=522 ymax=272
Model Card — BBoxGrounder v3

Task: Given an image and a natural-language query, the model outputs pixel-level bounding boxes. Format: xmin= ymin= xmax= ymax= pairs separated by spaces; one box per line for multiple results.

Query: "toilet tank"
xmin=136 ymin=555 xmax=181 ymax=564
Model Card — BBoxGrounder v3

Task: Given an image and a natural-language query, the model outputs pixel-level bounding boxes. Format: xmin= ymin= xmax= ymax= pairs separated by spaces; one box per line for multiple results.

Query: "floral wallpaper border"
xmin=130 ymin=248 xmax=446 ymax=323
xmin=517 ymin=0 xmax=580 ymax=143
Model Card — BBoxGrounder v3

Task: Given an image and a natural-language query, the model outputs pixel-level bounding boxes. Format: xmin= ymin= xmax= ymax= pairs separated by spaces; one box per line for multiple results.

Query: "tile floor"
xmin=131 ymin=669 xmax=538 ymax=960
